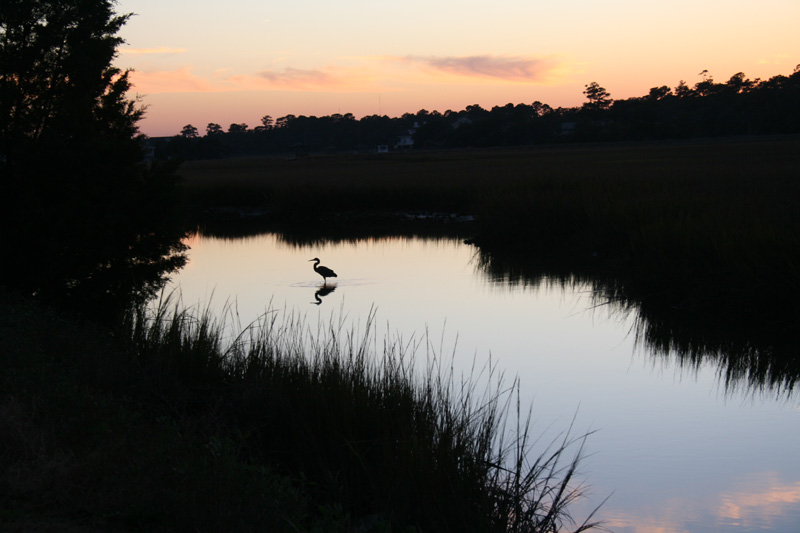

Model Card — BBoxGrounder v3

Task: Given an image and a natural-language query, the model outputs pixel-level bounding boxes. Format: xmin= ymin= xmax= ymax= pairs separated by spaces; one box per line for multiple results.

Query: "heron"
xmin=309 ymin=257 xmax=337 ymax=284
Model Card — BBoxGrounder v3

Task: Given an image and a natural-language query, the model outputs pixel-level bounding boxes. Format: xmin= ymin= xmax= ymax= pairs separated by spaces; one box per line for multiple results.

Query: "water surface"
xmin=167 ymin=231 xmax=800 ymax=532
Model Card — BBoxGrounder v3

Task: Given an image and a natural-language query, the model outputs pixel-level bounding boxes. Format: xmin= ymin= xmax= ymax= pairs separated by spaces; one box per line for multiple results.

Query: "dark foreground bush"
xmin=1 ymin=290 xmax=603 ymax=531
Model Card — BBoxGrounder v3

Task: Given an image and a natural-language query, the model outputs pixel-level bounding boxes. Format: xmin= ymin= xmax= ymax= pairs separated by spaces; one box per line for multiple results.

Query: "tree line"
xmin=160 ymin=67 xmax=800 ymax=159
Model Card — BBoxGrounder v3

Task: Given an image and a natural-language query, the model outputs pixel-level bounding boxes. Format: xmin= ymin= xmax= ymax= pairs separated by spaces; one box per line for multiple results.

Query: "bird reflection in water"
xmin=311 ymin=284 xmax=336 ymax=305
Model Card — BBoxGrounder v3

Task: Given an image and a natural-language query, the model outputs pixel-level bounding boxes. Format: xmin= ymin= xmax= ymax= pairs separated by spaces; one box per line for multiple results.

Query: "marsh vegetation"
xmin=181 ymin=136 xmax=800 ymax=319
xmin=1 ymin=290 xmax=602 ymax=532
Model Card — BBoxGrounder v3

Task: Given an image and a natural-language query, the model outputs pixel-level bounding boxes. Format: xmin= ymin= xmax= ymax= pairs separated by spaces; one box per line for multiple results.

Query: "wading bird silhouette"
xmin=309 ymin=257 xmax=337 ymax=285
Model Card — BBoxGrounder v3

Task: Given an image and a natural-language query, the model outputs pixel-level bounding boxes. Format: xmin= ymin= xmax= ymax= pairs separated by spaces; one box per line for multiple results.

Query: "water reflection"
xmin=188 ymin=222 xmax=800 ymax=398
xmin=312 ymin=284 xmax=337 ymax=305
xmin=473 ymin=244 xmax=800 ymax=399
xmin=601 ymin=472 xmax=800 ymax=533
xmin=169 ymin=228 xmax=800 ymax=532
xmin=195 ymin=212 xmax=473 ymax=248
xmin=630 ymin=303 xmax=798 ymax=398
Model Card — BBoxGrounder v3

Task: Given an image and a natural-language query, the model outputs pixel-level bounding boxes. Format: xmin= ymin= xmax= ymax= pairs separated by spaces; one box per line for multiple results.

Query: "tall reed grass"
xmin=124 ymin=293 xmax=603 ymax=532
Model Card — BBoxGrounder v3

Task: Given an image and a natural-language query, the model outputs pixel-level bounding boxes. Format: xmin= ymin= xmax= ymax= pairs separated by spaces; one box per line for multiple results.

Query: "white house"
xmin=395 ymin=121 xmax=419 ymax=150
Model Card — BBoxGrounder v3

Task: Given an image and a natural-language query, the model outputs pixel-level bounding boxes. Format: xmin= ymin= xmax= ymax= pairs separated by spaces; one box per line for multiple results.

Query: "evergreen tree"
xmin=0 ymin=0 xmax=186 ymax=319
xmin=582 ymin=82 xmax=612 ymax=111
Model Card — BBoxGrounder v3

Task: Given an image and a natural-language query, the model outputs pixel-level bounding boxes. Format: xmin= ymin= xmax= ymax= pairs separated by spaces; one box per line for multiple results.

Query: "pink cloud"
xmin=400 ymin=55 xmax=559 ymax=82
xmin=129 ymin=67 xmax=218 ymax=94
xmin=227 ymin=65 xmax=380 ymax=92
xmin=130 ymin=65 xmax=369 ymax=95
xmin=256 ymin=67 xmax=334 ymax=87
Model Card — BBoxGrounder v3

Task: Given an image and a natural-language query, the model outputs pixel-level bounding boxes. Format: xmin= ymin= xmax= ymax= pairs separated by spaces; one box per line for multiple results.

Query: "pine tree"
xmin=0 ymin=0 xmax=186 ymax=319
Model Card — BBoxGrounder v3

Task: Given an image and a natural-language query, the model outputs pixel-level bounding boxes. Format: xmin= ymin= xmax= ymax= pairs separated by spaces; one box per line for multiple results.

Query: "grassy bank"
xmin=1 ymin=291 xmax=601 ymax=532
xmin=177 ymin=136 xmax=799 ymax=215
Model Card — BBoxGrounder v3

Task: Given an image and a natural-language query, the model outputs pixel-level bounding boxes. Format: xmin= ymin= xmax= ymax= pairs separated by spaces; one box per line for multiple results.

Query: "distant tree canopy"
xmin=159 ymin=67 xmax=800 ymax=160
xmin=0 ymin=0 xmax=186 ymax=318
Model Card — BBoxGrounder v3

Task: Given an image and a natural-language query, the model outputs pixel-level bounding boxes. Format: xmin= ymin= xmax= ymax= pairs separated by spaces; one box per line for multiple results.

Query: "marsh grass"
xmin=0 ymin=290 xmax=312 ymax=531
xmin=121 ymin=293 xmax=603 ymax=531
xmin=470 ymin=138 xmax=800 ymax=315
xmin=177 ymin=152 xmax=481 ymax=214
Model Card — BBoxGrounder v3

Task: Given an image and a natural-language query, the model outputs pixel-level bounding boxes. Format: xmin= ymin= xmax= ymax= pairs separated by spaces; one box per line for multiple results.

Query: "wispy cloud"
xmin=226 ymin=65 xmax=380 ymax=91
xmin=129 ymin=64 xmax=372 ymax=94
xmin=256 ymin=67 xmax=334 ymax=87
xmin=121 ymin=47 xmax=187 ymax=55
xmin=397 ymin=54 xmax=560 ymax=82
xmin=129 ymin=67 xmax=218 ymax=93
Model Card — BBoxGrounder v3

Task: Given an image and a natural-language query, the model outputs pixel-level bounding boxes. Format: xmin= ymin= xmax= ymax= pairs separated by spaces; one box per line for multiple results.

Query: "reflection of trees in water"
xmin=192 ymin=216 xmax=472 ymax=248
xmin=473 ymin=246 xmax=799 ymax=398
xmin=630 ymin=306 xmax=798 ymax=397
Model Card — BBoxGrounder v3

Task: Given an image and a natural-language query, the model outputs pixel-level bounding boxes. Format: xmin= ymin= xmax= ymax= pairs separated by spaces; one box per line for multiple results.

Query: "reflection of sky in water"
xmin=168 ymin=233 xmax=800 ymax=532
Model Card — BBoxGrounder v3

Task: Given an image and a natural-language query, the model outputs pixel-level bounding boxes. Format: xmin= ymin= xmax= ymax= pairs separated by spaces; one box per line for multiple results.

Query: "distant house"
xmin=396 ymin=134 xmax=414 ymax=149
xmin=376 ymin=144 xmax=389 ymax=153
xmin=559 ymin=122 xmax=576 ymax=136
xmin=395 ymin=121 xmax=419 ymax=150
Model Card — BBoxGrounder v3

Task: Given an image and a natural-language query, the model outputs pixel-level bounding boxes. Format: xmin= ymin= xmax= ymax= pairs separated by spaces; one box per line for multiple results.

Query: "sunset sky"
xmin=116 ymin=0 xmax=799 ymax=137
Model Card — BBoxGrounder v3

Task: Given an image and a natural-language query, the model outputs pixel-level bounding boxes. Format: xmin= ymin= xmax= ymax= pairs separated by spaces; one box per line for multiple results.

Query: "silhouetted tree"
xmin=674 ymin=80 xmax=693 ymax=98
xmin=257 ymin=115 xmax=273 ymax=131
xmin=206 ymin=122 xmax=224 ymax=135
xmin=181 ymin=124 xmax=199 ymax=138
xmin=275 ymin=115 xmax=296 ymax=128
xmin=583 ymin=82 xmax=612 ymax=110
xmin=725 ymin=72 xmax=753 ymax=94
xmin=647 ymin=86 xmax=672 ymax=101
xmin=0 ymin=0 xmax=186 ymax=319
xmin=530 ymin=101 xmax=553 ymax=116
xmin=228 ymin=123 xmax=249 ymax=134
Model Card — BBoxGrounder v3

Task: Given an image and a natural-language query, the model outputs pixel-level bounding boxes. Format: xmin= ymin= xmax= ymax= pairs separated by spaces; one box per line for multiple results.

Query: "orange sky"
xmin=117 ymin=0 xmax=799 ymax=137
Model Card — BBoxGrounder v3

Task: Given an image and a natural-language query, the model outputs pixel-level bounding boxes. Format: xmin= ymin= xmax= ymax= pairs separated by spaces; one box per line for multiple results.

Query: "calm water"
xmin=167 ymin=231 xmax=800 ymax=532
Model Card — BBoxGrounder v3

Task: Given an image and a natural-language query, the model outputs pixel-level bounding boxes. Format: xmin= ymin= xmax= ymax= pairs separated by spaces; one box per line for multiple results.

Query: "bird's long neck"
xmin=312 ymin=259 xmax=321 ymax=271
